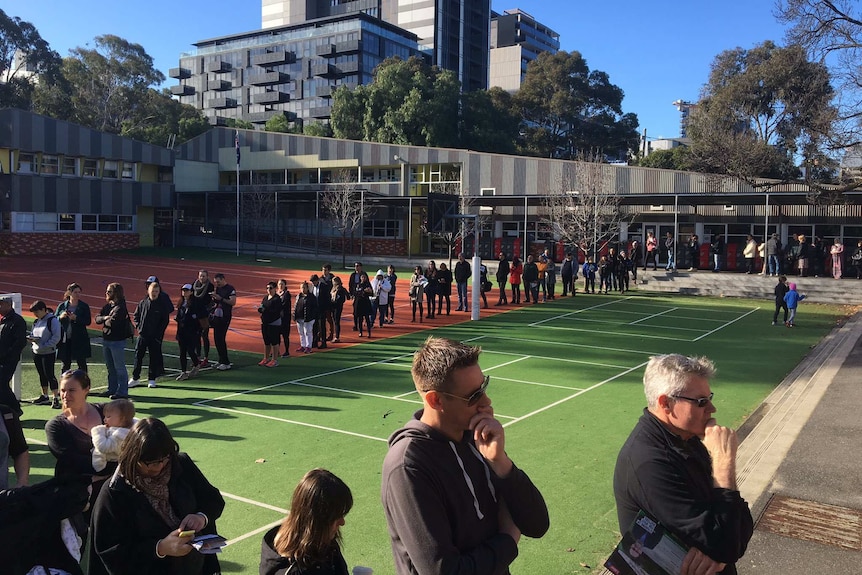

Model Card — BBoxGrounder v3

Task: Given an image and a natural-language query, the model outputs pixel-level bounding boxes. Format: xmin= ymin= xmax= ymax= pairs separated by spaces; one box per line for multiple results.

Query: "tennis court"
xmin=5 ymin=251 xmax=848 ymax=574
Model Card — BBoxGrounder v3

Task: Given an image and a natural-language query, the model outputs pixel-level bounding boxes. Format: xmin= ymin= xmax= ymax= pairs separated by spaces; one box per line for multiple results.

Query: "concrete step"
xmin=635 ymin=270 xmax=862 ymax=305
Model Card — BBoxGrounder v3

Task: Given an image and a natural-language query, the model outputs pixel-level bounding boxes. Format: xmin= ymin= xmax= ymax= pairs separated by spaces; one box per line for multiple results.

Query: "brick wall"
xmin=0 ymin=232 xmax=139 ymax=256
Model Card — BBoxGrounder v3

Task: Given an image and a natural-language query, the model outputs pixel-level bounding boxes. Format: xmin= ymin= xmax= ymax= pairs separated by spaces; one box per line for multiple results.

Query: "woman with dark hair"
xmin=295 ymin=281 xmax=319 ymax=353
xmin=260 ymin=468 xmax=353 ymax=575
xmin=423 ymin=261 xmax=438 ymax=319
xmin=259 ymin=281 xmax=283 ymax=367
xmin=175 ymin=284 xmax=202 ymax=381
xmin=28 ymin=300 xmax=62 ymax=408
xmin=94 ymin=283 xmax=132 ymax=398
xmin=409 ymin=266 xmax=426 ymax=323
xmin=90 ymin=418 xmax=225 ymax=575
xmin=56 ymin=282 xmax=92 ymax=373
xmin=351 ymin=272 xmax=373 ymax=338
xmin=330 ymin=276 xmax=348 ymax=343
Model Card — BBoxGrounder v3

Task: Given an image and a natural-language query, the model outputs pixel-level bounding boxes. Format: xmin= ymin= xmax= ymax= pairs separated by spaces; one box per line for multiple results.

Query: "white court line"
xmin=483 ymin=356 xmax=531 ymax=371
xmin=492 ymin=375 xmax=586 ymax=391
xmin=472 ymin=334 xmax=662 ymax=356
xmin=226 ymin=519 xmax=283 ymax=547
xmin=628 ymin=307 xmax=679 ymax=325
xmin=280 ymin=380 xmax=424 ymax=405
xmin=221 ymin=491 xmax=288 ymax=514
xmin=503 ymin=360 xmax=650 ymax=427
xmin=199 ymin=352 xmax=415 ymax=404
xmin=200 ymin=405 xmax=389 ymax=442
xmin=528 ymin=297 xmax=634 ymax=326
xmin=692 ymin=307 xmax=761 ymax=341
xmin=485 ymin=349 xmax=631 ymax=370
xmin=536 ymin=325 xmax=691 ymax=342
xmin=394 ymin=390 xmax=418 ymax=398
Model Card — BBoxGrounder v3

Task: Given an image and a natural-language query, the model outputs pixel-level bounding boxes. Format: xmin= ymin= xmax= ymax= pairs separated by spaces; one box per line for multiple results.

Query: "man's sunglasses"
xmin=436 ymin=375 xmax=490 ymax=406
xmin=671 ymin=392 xmax=714 ymax=408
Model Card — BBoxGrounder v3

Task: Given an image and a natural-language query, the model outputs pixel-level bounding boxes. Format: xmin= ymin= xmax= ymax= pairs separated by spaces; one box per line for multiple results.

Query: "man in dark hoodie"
xmin=381 ymin=336 xmax=549 ymax=575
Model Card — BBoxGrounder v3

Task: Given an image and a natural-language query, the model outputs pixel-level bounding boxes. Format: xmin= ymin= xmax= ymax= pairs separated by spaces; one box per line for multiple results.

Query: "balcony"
xmin=252 ymin=50 xmax=296 ymax=66
xmin=318 ymin=84 xmax=332 ymax=98
xmin=208 ymin=97 xmax=237 ymax=109
xmin=316 ymin=43 xmax=335 ymax=57
xmin=309 ymin=105 xmax=332 ymax=119
xmin=207 ymin=79 xmax=232 ymax=91
xmin=252 ymin=91 xmax=289 ymax=104
xmin=339 ymin=61 xmax=359 ymax=74
xmin=169 ymin=67 xmax=191 ymax=79
xmin=335 ymin=39 xmax=361 ymax=54
xmin=245 ymin=110 xmax=296 ymax=124
xmin=170 ymin=84 xmax=195 ymax=96
xmin=248 ymin=71 xmax=290 ymax=86
xmin=311 ymin=61 xmax=339 ymax=78
xmin=205 ymin=60 xmax=231 ymax=73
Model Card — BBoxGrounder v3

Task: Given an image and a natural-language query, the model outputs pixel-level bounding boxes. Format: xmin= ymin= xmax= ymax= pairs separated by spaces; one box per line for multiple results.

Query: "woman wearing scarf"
xmin=191 ymin=270 xmax=214 ymax=368
xmin=90 ymin=418 xmax=224 ymax=575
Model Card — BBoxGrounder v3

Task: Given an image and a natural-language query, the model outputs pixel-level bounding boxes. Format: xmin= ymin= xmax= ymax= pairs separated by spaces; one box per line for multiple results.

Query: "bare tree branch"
xmin=321 ymin=169 xmax=364 ymax=268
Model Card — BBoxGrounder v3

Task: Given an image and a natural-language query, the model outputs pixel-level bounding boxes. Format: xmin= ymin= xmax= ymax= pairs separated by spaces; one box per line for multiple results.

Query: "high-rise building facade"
xmin=262 ymin=0 xmax=491 ymax=91
xmin=171 ymin=13 xmax=423 ymax=126
xmin=489 ymin=8 xmax=559 ymax=92
xmin=673 ymin=99 xmax=696 ymax=139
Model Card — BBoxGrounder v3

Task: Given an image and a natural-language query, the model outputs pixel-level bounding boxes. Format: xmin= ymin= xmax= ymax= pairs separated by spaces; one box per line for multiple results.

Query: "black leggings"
xmin=437 ymin=294 xmax=450 ymax=315
xmin=34 ymin=352 xmax=59 ymax=392
xmin=412 ymin=300 xmax=424 ymax=321
xmin=177 ymin=336 xmax=199 ymax=372
xmin=332 ymin=306 xmax=343 ymax=339
xmin=511 ymin=284 xmax=521 ymax=303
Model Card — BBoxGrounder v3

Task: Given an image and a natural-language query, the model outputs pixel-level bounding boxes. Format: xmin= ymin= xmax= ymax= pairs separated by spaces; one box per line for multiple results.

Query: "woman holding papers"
xmin=90 ymin=418 xmax=225 ymax=575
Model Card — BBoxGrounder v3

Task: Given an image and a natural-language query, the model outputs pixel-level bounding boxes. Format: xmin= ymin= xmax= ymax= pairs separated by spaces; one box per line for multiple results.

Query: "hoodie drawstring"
xmin=449 ymin=441 xmax=497 ymax=520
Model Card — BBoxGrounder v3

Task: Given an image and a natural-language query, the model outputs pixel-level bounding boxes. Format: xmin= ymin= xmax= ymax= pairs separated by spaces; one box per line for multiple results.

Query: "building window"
xmin=16 ymin=152 xmax=36 ymax=173
xmin=59 ymin=214 xmax=76 ymax=230
xmin=82 ymin=159 xmax=98 ymax=177
xmin=61 ymin=157 xmax=78 ymax=176
xmin=121 ymin=162 xmax=135 ymax=180
xmin=82 ymin=214 xmax=134 ymax=232
xmin=363 ymin=219 xmax=400 ymax=238
xmin=41 ymin=155 xmax=59 ymax=175
xmin=15 ymin=212 xmax=60 ymax=231
xmin=103 ymin=160 xmax=119 ymax=179
xmin=480 ymin=188 xmax=495 ymax=196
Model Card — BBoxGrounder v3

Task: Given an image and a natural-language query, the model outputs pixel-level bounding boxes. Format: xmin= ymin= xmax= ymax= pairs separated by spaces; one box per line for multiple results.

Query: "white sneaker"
xmin=128 ymin=379 xmax=140 ymax=388
xmin=176 ymin=372 xmax=189 ymax=381
xmin=147 ymin=380 xmax=157 ymax=388
xmin=216 ymin=363 xmax=232 ymax=371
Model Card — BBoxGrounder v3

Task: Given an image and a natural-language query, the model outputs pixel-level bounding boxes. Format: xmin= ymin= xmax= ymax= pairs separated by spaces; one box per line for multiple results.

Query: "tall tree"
xmin=331 ymin=56 xmax=460 ymax=148
xmin=461 ymin=87 xmax=520 ymax=154
xmin=120 ymin=89 xmax=210 ymax=146
xmin=515 ymin=51 xmax=640 ymax=160
xmin=0 ymin=9 xmax=61 ymax=110
xmin=777 ymin=0 xmax=862 ymax=146
xmin=686 ymin=41 xmax=836 ymax=185
xmin=637 ymin=146 xmax=691 ymax=170
xmin=63 ymin=34 xmax=164 ymax=133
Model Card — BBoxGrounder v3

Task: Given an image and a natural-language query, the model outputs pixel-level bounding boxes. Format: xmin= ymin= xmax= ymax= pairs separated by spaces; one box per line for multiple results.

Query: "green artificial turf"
xmin=13 ymin=292 xmax=850 ymax=574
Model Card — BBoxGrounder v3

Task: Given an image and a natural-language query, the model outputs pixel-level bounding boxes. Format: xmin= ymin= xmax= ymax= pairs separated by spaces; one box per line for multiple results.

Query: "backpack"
xmin=43 ymin=313 xmax=65 ymax=345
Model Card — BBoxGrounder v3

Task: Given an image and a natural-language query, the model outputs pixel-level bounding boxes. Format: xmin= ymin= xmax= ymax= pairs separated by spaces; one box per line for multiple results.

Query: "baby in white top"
xmin=91 ymin=398 xmax=137 ymax=472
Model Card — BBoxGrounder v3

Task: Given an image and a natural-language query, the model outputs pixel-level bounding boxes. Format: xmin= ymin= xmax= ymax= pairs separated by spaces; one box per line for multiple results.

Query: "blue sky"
xmin=9 ymin=0 xmax=788 ymax=139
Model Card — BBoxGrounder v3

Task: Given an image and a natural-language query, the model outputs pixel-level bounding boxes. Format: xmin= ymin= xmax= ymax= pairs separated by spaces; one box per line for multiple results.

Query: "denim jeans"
xmin=768 ymin=255 xmax=780 ymax=275
xmin=102 ymin=339 xmax=128 ymax=396
xmin=456 ymin=282 xmax=468 ymax=310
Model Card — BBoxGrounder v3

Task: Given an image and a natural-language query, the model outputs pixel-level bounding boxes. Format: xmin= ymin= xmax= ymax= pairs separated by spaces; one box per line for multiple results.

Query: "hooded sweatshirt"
xmin=381 ymin=410 xmax=549 ymax=575
xmin=259 ymin=526 xmax=348 ymax=575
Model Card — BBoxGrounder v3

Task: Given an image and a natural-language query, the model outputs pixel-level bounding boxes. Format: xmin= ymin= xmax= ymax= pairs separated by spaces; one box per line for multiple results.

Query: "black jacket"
xmin=259 ymin=295 xmax=283 ymax=325
xmin=95 ymin=302 xmax=132 ymax=342
xmin=613 ymin=410 xmax=753 ymax=574
xmin=496 ymin=258 xmax=510 ymax=283
xmin=454 ymin=260 xmax=471 ymax=283
xmin=0 ymin=310 xmax=27 ymax=367
xmin=294 ymin=293 xmax=318 ymax=323
xmin=522 ymin=262 xmax=539 ymax=283
xmin=90 ymin=452 xmax=225 ymax=575
xmin=259 ymin=526 xmax=348 ymax=575
xmin=134 ymin=297 xmax=171 ymax=339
